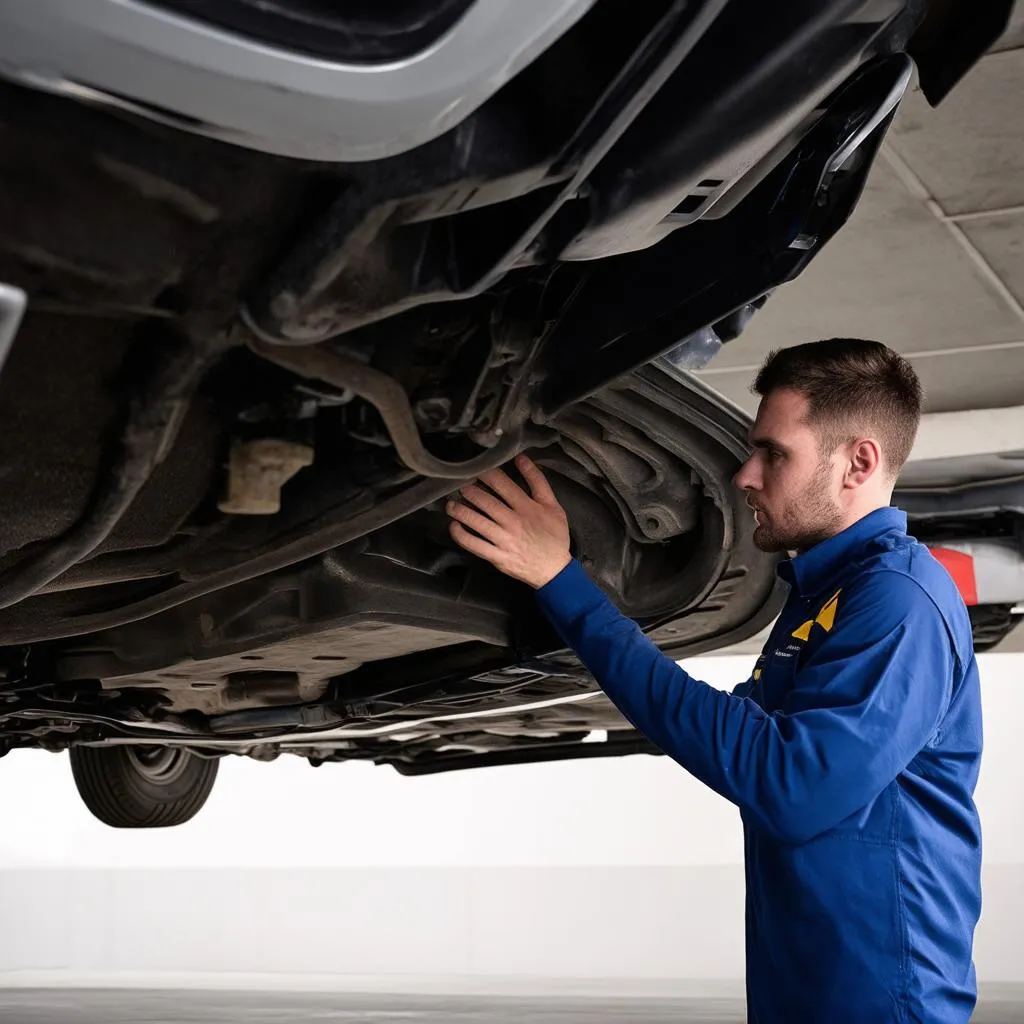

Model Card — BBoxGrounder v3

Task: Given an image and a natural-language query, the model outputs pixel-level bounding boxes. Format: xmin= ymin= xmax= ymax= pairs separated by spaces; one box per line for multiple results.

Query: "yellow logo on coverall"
xmin=750 ymin=590 xmax=842 ymax=683
xmin=791 ymin=589 xmax=842 ymax=642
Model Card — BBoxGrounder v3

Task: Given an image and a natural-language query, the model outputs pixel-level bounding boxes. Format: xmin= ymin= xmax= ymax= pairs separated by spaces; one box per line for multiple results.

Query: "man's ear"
xmin=844 ymin=438 xmax=882 ymax=488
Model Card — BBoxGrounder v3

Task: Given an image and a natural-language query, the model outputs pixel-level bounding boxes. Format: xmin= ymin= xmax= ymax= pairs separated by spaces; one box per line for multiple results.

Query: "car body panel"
xmin=0 ymin=0 xmax=596 ymax=162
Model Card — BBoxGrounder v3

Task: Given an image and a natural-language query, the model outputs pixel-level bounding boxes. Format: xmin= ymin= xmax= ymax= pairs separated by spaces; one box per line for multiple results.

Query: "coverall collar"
xmin=779 ymin=506 xmax=908 ymax=598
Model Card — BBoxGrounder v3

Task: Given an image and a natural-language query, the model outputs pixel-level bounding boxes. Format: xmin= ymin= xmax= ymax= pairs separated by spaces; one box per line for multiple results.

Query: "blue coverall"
xmin=536 ymin=506 xmax=983 ymax=1023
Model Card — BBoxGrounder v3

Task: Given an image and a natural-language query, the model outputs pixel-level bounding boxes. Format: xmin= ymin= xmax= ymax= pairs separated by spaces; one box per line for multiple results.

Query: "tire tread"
xmin=70 ymin=747 xmax=218 ymax=828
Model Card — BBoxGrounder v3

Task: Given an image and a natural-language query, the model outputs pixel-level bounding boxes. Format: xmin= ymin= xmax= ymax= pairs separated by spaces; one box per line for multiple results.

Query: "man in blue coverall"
xmin=446 ymin=338 xmax=983 ymax=1023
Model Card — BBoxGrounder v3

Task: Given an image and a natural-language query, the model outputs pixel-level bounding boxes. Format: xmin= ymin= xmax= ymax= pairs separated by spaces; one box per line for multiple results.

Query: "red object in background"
xmin=929 ymin=547 xmax=979 ymax=606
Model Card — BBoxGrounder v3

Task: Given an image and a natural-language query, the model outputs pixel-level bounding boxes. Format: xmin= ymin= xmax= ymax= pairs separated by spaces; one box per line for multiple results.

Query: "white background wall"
xmin=0 ymin=654 xmax=1021 ymax=986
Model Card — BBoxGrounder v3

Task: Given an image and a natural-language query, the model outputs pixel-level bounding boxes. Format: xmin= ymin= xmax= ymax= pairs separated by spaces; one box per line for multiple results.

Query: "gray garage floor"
xmin=0 ymin=988 xmax=1022 ymax=1023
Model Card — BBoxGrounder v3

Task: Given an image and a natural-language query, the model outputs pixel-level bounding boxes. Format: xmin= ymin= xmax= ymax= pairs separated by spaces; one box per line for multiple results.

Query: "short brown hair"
xmin=752 ymin=338 xmax=923 ymax=476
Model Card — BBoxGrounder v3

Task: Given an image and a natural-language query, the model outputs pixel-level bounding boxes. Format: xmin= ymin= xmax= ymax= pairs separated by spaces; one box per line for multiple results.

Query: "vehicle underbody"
xmin=0 ymin=0 xmax=1012 ymax=806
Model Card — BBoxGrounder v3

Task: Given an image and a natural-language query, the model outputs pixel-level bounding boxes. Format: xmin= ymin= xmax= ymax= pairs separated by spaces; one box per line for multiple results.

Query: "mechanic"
xmin=446 ymin=338 xmax=983 ymax=1024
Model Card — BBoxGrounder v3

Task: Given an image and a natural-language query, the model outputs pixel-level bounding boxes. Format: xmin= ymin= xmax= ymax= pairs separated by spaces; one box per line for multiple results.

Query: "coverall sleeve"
xmin=535 ymin=559 xmax=954 ymax=844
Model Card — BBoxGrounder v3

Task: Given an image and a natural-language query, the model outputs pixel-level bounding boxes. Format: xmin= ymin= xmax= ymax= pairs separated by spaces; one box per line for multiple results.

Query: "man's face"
xmin=732 ymin=388 xmax=846 ymax=554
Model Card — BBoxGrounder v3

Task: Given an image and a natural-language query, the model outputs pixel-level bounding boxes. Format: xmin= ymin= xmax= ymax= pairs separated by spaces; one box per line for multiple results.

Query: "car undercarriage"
xmin=0 ymin=0 xmax=1012 ymax=823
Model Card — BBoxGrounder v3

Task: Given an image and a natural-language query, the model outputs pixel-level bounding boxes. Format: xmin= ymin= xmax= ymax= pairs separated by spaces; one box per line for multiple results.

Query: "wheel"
xmin=69 ymin=746 xmax=219 ymax=828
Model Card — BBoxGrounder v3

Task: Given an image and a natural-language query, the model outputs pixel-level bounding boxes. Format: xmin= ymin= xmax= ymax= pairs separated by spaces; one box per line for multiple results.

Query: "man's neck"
xmin=840 ymin=495 xmax=894 ymax=535
xmin=795 ymin=500 xmax=895 ymax=556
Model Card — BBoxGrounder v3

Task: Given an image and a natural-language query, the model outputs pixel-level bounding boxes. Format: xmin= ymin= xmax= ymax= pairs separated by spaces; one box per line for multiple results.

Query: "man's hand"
xmin=446 ymin=454 xmax=571 ymax=589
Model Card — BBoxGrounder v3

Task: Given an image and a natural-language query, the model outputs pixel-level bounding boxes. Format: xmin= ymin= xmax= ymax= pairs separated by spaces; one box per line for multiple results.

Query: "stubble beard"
xmin=751 ymin=461 xmax=845 ymax=554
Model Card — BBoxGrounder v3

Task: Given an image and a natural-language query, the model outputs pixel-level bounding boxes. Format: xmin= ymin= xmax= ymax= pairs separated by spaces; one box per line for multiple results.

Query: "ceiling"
xmin=694 ymin=12 xmax=1024 ymax=417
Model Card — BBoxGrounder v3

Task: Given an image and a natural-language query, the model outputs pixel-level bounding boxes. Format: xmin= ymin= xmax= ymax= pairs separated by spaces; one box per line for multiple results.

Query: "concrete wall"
xmin=0 ymin=655 xmax=1021 ymax=986
xmin=0 ymin=866 xmax=745 ymax=981
xmin=0 ymin=863 xmax=1020 ymax=984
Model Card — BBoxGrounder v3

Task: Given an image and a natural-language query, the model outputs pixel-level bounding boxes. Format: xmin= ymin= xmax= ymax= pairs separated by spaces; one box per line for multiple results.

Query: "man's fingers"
xmin=515 ymin=454 xmax=557 ymax=505
xmin=449 ymin=521 xmax=505 ymax=566
xmin=447 ymin=500 xmax=506 ymax=546
xmin=476 ymin=467 xmax=529 ymax=509
xmin=459 ymin=484 xmax=514 ymax=525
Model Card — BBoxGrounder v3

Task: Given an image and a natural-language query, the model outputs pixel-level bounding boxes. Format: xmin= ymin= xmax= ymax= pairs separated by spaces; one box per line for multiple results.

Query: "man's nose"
xmin=733 ymin=456 xmax=758 ymax=492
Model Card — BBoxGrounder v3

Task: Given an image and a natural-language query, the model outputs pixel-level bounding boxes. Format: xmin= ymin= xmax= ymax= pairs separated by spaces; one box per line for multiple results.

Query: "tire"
xmin=69 ymin=746 xmax=218 ymax=828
